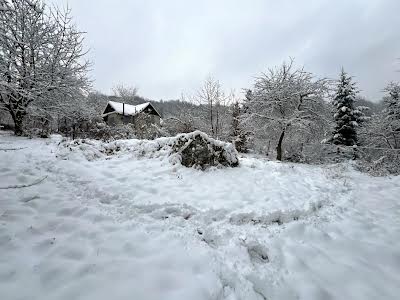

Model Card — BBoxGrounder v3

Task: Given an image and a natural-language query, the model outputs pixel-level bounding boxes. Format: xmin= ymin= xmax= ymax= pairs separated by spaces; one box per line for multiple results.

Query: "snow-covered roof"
xmin=101 ymin=101 xmax=160 ymax=117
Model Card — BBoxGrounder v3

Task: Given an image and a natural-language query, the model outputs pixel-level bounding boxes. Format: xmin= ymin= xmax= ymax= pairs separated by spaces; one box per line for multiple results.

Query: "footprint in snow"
xmin=245 ymin=241 xmax=270 ymax=263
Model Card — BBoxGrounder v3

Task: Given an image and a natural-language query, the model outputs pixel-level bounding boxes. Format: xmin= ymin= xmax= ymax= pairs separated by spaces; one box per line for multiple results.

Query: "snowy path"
xmin=1 ymin=133 xmax=399 ymax=300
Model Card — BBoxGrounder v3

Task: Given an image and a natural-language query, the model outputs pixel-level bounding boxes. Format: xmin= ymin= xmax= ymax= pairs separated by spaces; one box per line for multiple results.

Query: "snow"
xmin=102 ymin=101 xmax=153 ymax=117
xmin=57 ymin=130 xmax=239 ymax=168
xmin=1 ymin=131 xmax=400 ymax=300
xmin=351 ymin=120 xmax=359 ymax=126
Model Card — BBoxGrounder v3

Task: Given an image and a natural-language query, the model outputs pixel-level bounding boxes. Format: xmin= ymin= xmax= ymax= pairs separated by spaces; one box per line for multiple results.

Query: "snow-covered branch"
xmin=242 ymin=60 xmax=330 ymax=160
xmin=0 ymin=0 xmax=90 ymax=135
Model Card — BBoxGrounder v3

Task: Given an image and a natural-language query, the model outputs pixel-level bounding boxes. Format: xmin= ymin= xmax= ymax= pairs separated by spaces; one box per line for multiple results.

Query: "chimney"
xmin=122 ymin=103 xmax=125 ymax=116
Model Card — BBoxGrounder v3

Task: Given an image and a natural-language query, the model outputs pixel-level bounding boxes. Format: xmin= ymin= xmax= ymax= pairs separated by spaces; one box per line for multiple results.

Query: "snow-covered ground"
xmin=1 ymin=131 xmax=399 ymax=300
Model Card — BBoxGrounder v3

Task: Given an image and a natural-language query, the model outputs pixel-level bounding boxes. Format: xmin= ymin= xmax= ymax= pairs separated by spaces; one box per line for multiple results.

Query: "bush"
xmin=85 ymin=122 xmax=136 ymax=141
xmin=136 ymin=123 xmax=168 ymax=140
xmin=232 ymin=133 xmax=249 ymax=153
xmin=293 ymin=142 xmax=400 ymax=176
xmin=355 ymin=148 xmax=400 ymax=176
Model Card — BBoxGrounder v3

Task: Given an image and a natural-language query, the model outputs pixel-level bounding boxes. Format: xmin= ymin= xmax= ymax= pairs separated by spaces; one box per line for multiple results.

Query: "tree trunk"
xmin=14 ymin=119 xmax=23 ymax=136
xmin=215 ymin=104 xmax=219 ymax=139
xmin=392 ymin=132 xmax=399 ymax=149
xmin=10 ymin=111 xmax=25 ymax=136
xmin=276 ymin=129 xmax=285 ymax=161
xmin=72 ymin=124 xmax=76 ymax=140
xmin=210 ymin=101 xmax=214 ymax=137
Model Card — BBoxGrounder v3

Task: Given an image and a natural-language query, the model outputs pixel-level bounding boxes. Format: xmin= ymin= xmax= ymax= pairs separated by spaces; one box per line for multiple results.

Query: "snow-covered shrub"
xmin=22 ymin=109 xmax=52 ymax=138
xmin=302 ymin=143 xmax=357 ymax=164
xmin=163 ymin=117 xmax=195 ymax=136
xmin=285 ymin=149 xmax=305 ymax=163
xmin=57 ymin=137 xmax=171 ymax=161
xmin=79 ymin=116 xmax=167 ymax=141
xmin=292 ymin=141 xmax=400 ymax=176
xmin=355 ymin=148 xmax=400 ymax=176
xmin=232 ymin=133 xmax=250 ymax=153
xmin=57 ymin=130 xmax=238 ymax=169
xmin=170 ymin=131 xmax=239 ymax=169
xmin=136 ymin=123 xmax=168 ymax=140
xmin=24 ymin=127 xmax=50 ymax=139
xmin=85 ymin=122 xmax=136 ymax=141
xmin=57 ymin=138 xmax=106 ymax=160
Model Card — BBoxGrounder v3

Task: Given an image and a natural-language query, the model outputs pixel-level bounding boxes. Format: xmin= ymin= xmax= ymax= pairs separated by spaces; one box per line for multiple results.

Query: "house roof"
xmin=101 ymin=101 xmax=161 ymax=118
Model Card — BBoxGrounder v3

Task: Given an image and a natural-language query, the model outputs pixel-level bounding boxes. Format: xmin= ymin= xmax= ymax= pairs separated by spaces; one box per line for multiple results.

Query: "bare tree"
xmin=163 ymin=93 xmax=197 ymax=135
xmin=0 ymin=0 xmax=90 ymax=135
xmin=243 ymin=59 xmax=330 ymax=160
xmin=87 ymin=91 xmax=110 ymax=114
xmin=195 ymin=76 xmax=230 ymax=139
xmin=112 ymin=84 xmax=141 ymax=105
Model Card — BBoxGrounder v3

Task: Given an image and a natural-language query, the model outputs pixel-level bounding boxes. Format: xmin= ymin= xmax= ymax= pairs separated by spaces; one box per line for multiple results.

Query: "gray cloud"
xmin=52 ymin=0 xmax=400 ymax=101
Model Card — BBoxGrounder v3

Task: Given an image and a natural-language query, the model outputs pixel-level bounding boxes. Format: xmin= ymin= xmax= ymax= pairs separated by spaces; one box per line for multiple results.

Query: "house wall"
xmin=106 ymin=114 xmax=124 ymax=126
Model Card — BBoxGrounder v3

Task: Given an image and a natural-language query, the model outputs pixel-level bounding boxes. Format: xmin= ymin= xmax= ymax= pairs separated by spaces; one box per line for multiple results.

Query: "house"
xmin=101 ymin=101 xmax=161 ymax=129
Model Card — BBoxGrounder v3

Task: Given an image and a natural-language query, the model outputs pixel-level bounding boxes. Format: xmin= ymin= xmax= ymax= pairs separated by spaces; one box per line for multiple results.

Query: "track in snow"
xmin=1 ymin=132 xmax=399 ymax=300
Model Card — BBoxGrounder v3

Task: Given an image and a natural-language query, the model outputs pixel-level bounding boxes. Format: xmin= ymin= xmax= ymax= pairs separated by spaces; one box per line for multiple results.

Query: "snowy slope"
xmin=1 ymin=132 xmax=399 ymax=300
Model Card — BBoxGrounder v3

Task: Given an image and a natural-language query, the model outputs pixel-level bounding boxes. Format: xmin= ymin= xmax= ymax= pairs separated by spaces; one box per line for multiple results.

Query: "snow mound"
xmin=57 ymin=131 xmax=238 ymax=169
xmin=170 ymin=131 xmax=239 ymax=169
xmin=56 ymin=138 xmax=170 ymax=161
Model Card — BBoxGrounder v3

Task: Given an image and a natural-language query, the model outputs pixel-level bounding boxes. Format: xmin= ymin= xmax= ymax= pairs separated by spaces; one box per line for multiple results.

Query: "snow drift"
xmin=57 ymin=131 xmax=239 ymax=169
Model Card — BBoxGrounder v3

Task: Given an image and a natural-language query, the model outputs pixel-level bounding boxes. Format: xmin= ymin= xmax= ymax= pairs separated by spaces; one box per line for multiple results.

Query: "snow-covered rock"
xmin=170 ymin=131 xmax=239 ymax=169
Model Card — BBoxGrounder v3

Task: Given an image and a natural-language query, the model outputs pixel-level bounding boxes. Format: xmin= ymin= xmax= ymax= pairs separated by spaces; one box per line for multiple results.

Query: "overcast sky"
xmin=52 ymin=0 xmax=400 ymax=101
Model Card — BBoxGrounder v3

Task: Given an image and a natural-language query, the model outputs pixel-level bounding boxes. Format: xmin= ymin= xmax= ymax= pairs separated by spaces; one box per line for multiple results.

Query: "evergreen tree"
xmin=383 ymin=82 xmax=400 ymax=126
xmin=242 ymin=89 xmax=253 ymax=112
xmin=331 ymin=69 xmax=360 ymax=146
xmin=230 ymin=101 xmax=248 ymax=153
xmin=382 ymin=82 xmax=400 ymax=148
xmin=231 ymin=101 xmax=241 ymax=138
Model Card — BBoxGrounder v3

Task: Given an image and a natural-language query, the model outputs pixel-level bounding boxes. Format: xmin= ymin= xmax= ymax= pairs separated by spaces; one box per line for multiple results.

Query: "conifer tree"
xmin=381 ymin=82 xmax=400 ymax=148
xmin=331 ymin=69 xmax=359 ymax=146
xmin=230 ymin=101 xmax=248 ymax=153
